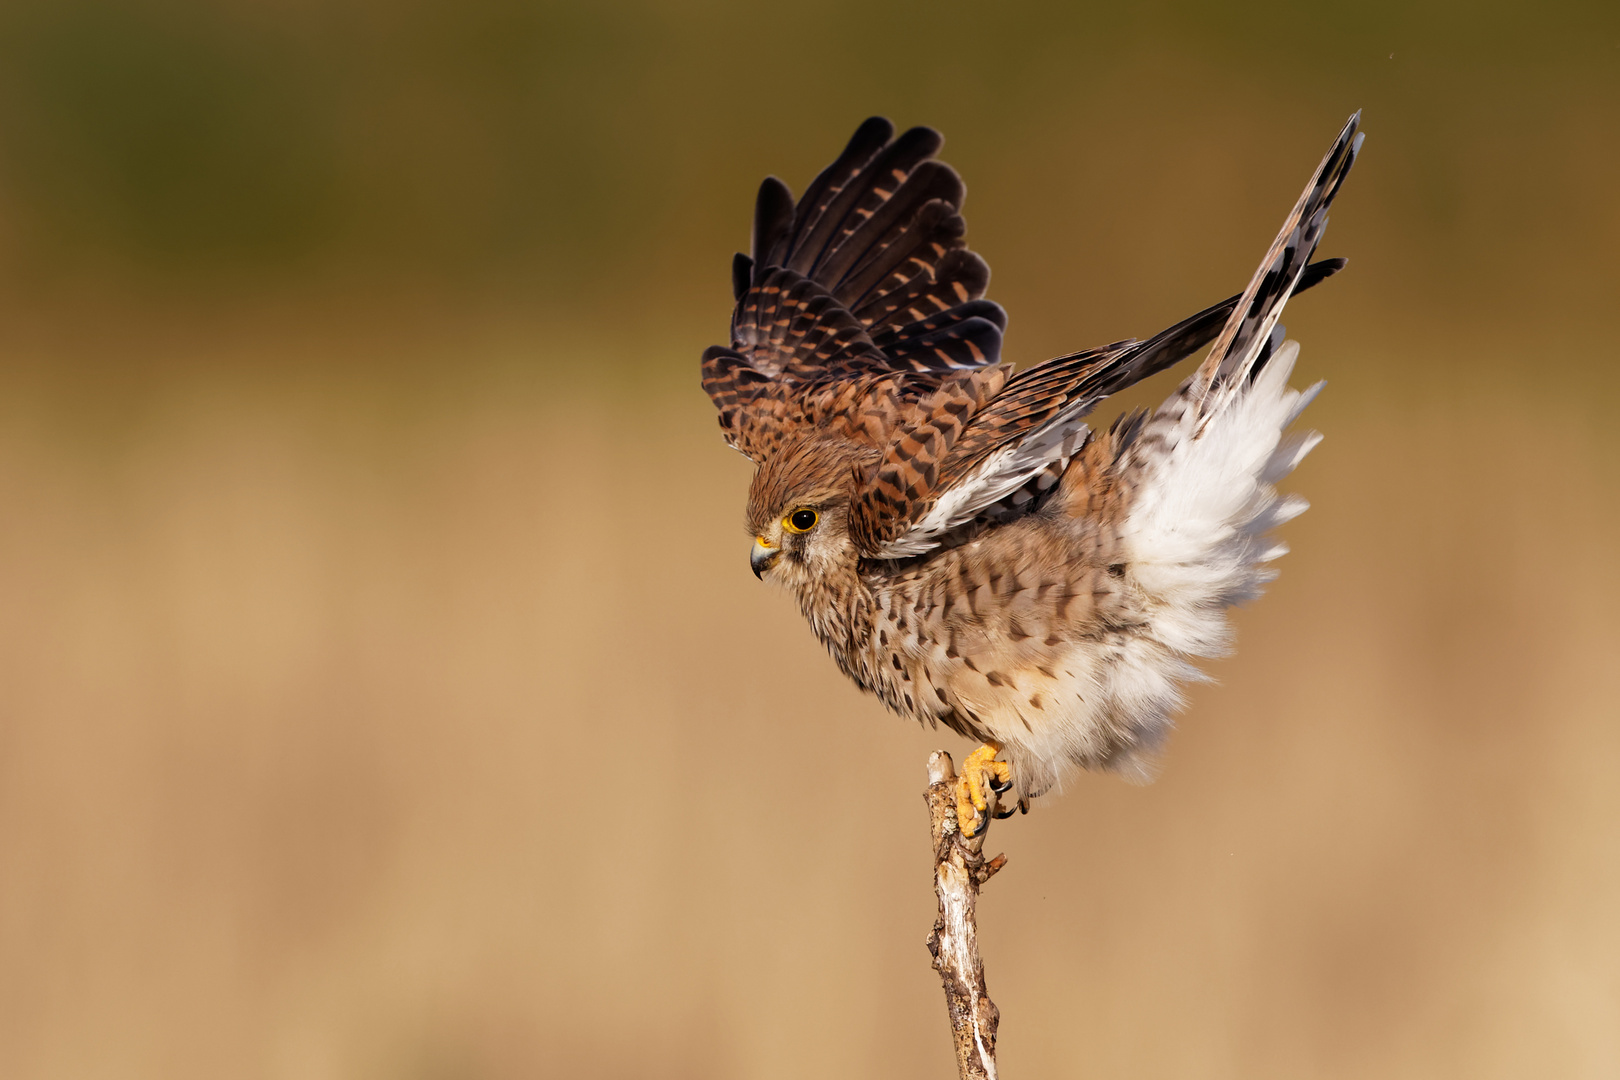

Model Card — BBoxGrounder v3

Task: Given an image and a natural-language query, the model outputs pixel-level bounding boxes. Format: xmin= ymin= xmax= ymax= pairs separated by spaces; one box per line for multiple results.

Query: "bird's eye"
xmin=784 ymin=508 xmax=819 ymax=533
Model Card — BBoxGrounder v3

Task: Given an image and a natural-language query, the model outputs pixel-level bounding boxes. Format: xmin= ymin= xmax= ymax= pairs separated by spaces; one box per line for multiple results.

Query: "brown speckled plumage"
xmin=708 ymin=115 xmax=1363 ymax=806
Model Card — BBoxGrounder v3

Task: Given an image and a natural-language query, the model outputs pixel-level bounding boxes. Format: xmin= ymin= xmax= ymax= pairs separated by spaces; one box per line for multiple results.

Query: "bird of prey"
xmin=702 ymin=115 xmax=1362 ymax=835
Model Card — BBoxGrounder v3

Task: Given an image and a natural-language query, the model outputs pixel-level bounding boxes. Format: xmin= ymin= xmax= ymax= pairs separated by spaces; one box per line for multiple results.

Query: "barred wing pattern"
xmin=702 ymin=115 xmax=1358 ymax=559
xmin=701 ymin=118 xmax=1005 ymax=465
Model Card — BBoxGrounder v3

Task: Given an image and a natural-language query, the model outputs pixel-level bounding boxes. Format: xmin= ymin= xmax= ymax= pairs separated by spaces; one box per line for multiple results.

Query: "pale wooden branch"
xmin=924 ymin=750 xmax=1007 ymax=1080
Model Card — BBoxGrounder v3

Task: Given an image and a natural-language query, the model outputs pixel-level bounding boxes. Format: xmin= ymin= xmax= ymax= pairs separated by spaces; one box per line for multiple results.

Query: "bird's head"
xmin=744 ymin=437 xmax=871 ymax=586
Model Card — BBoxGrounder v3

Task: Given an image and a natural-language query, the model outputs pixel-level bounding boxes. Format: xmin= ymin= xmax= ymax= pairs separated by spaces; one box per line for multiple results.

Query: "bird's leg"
xmin=955 ymin=742 xmax=1013 ymax=838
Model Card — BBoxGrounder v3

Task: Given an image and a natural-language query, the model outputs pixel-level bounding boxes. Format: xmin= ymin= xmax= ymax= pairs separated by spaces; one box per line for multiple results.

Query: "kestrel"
xmin=702 ymin=115 xmax=1361 ymax=835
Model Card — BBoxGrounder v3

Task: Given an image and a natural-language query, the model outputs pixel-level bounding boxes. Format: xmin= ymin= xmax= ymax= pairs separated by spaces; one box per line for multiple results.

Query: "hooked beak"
xmin=750 ymin=537 xmax=779 ymax=579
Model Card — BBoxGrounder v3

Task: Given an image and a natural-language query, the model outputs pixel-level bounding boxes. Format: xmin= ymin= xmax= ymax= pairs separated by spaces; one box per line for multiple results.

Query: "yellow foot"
xmin=955 ymin=743 xmax=1013 ymax=838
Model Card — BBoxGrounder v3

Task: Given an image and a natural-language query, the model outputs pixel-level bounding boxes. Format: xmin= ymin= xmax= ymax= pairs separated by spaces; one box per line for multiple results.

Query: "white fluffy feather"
xmin=1122 ymin=340 xmax=1322 ymax=660
xmin=991 ymin=343 xmax=1325 ymax=791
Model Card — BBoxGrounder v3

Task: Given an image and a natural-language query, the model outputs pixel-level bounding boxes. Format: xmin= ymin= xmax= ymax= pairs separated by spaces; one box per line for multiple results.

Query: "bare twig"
xmin=924 ymin=750 xmax=1007 ymax=1080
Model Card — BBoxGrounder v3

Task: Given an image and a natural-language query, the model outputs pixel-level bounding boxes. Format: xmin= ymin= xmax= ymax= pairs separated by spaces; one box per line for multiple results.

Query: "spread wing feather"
xmin=1193 ymin=113 xmax=1362 ymax=413
xmin=731 ymin=267 xmax=887 ymax=377
xmin=702 ymin=119 xmax=1007 ymax=464
xmin=857 ymin=246 xmax=992 ymax=340
xmin=702 ymin=114 xmax=1359 ymax=563
xmin=782 ymin=126 xmax=951 ymax=282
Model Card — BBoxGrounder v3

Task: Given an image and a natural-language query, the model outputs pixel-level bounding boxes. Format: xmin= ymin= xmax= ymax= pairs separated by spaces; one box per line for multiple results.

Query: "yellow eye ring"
xmin=783 ymin=508 xmax=819 ymax=533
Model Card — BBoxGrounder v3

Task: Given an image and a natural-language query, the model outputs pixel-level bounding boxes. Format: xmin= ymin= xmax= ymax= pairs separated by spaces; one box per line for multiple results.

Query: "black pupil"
xmin=791 ymin=510 xmax=817 ymax=530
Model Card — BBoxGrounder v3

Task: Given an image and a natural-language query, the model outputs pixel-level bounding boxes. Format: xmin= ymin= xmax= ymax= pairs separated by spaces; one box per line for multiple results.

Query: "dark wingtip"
xmin=751 ymin=176 xmax=795 ymax=272
xmin=1291 ymin=257 xmax=1348 ymax=296
xmin=891 ymin=124 xmax=945 ymax=161
xmin=731 ymin=253 xmax=753 ymax=301
xmin=852 ymin=116 xmax=894 ymax=141
xmin=839 ymin=117 xmax=896 ymax=164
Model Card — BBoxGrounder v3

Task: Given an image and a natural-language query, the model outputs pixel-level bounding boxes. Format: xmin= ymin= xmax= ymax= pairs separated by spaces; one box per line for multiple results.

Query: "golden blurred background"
xmin=0 ymin=1 xmax=1617 ymax=1077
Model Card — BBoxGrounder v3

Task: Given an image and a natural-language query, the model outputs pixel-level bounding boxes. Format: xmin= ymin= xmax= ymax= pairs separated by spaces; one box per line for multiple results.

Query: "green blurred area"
xmin=0 ymin=0 xmax=1615 ymax=358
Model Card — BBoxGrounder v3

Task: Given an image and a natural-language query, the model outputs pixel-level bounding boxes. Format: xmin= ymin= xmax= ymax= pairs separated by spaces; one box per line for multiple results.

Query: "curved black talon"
xmin=992 ymin=802 xmax=1018 ymax=819
xmin=990 ymin=775 xmax=1013 ymax=795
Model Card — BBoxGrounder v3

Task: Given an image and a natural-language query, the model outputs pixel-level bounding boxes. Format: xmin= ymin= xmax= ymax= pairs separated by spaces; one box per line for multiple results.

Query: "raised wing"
xmin=1191 ymin=113 xmax=1363 ymax=415
xmin=703 ymin=114 xmax=1359 ymax=561
xmin=701 ymin=118 xmax=1006 ymax=463
xmin=854 ymin=113 xmax=1362 ymax=559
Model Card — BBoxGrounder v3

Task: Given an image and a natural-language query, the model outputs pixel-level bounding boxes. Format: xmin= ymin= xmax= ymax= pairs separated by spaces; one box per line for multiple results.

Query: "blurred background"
xmin=0 ymin=1 xmax=1617 ymax=1077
